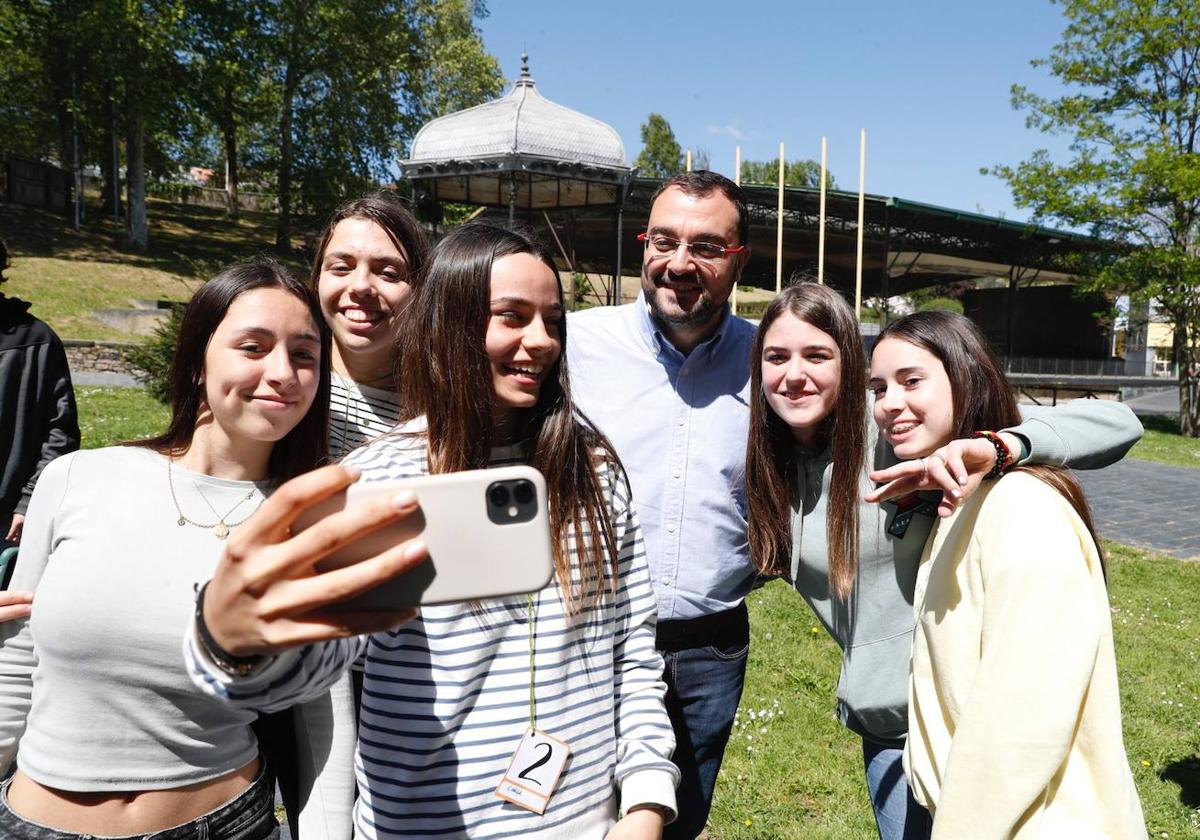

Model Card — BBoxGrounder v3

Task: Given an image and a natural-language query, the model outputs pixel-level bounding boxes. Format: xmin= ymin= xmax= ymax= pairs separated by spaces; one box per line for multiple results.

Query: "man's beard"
xmin=641 ymin=267 xmax=723 ymax=329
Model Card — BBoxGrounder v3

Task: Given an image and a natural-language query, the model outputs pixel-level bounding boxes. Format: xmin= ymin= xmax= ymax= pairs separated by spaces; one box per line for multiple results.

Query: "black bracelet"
xmin=971 ymin=431 xmax=1012 ymax=480
xmin=194 ymin=582 xmax=270 ymax=677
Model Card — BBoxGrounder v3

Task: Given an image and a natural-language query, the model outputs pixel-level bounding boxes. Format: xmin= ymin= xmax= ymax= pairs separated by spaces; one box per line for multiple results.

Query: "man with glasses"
xmin=568 ymin=171 xmax=755 ymax=839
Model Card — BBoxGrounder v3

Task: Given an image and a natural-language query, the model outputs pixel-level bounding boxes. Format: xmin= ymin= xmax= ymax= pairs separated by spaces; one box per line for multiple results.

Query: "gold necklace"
xmin=167 ymin=457 xmax=264 ymax=539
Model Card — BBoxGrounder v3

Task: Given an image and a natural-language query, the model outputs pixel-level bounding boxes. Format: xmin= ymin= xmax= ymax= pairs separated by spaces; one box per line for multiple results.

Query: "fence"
xmin=1 ymin=156 xmax=71 ymax=214
xmin=1004 ymin=356 xmax=1171 ymax=378
xmin=152 ymin=183 xmax=278 ymax=213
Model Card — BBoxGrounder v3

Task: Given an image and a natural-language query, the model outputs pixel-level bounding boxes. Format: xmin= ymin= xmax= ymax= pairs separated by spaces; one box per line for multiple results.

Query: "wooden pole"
xmin=855 ymin=129 xmax=866 ymax=318
xmin=685 ymin=149 xmax=692 ymax=172
xmin=818 ymin=136 xmax=827 ymax=284
xmin=776 ymin=141 xmax=785 ymax=294
xmin=733 ymin=145 xmax=741 ymax=315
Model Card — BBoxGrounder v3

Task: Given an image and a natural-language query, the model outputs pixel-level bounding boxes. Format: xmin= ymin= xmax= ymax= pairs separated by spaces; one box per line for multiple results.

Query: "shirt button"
xmin=673 ymin=470 xmax=681 ymax=479
xmin=666 ymin=522 xmax=677 ymax=533
xmin=676 ymin=417 xmax=685 ymax=426
xmin=661 ymin=576 xmax=673 ymax=586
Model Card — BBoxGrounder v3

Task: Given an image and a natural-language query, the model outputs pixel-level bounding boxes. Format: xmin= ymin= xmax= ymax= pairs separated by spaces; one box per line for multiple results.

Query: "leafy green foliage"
xmin=126 ymin=303 xmax=185 ymax=403
xmin=985 ymin=0 xmax=1200 ymax=435
xmin=740 ymin=158 xmax=836 ymax=190
xmin=76 ymin=386 xmax=170 ymax=447
xmin=633 ymin=113 xmax=683 ymax=179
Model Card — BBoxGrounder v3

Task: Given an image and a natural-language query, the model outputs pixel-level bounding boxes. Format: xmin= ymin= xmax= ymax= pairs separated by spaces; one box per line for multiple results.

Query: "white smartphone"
xmin=293 ymin=465 xmax=555 ymax=609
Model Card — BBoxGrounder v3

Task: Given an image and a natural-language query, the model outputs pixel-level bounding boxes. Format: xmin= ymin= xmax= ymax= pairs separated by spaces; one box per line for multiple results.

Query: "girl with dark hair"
xmin=310 ymin=192 xmax=429 ymax=454
xmin=869 ymin=311 xmax=1145 ymax=839
xmin=189 ymin=223 xmax=679 ymax=839
xmin=745 ymin=282 xmax=1143 ymax=840
xmin=0 ymin=257 xmax=330 ymax=839
xmin=279 ymin=192 xmax=429 ymax=840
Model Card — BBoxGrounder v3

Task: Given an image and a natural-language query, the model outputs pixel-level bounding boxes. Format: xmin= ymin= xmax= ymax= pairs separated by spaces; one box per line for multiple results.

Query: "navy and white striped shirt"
xmin=187 ymin=424 xmax=678 ymax=838
xmin=329 ymin=372 xmax=402 ymax=457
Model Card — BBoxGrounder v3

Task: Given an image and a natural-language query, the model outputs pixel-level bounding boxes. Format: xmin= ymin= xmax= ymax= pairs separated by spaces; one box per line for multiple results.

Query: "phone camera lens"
xmin=513 ymin=481 xmax=535 ymax=505
xmin=488 ymin=484 xmax=511 ymax=507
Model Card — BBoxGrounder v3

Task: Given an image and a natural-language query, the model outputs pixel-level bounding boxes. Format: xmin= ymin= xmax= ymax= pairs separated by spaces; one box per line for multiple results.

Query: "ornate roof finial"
xmin=520 ymin=51 xmax=530 ymax=79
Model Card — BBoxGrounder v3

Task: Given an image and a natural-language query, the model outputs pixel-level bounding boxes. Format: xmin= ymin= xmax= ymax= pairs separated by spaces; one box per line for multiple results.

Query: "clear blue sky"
xmin=477 ymin=0 xmax=1075 ymax=224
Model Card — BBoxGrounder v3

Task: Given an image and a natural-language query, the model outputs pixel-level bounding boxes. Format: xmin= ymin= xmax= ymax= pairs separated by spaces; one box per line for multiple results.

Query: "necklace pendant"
xmin=213 ymin=522 xmax=230 ymax=540
xmin=177 ymin=516 xmax=187 ymax=527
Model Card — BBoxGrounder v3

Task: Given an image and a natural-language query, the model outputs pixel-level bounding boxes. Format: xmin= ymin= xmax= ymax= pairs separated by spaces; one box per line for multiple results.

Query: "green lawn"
xmin=76 ymin=386 xmax=170 ymax=448
xmin=1129 ymin=414 xmax=1200 ymax=470
xmin=707 ymin=545 xmax=1200 ymax=839
xmin=70 ymin=392 xmax=1200 ymax=838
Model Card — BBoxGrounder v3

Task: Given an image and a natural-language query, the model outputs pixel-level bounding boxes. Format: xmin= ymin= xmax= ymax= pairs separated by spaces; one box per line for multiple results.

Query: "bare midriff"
xmin=5 ymin=756 xmax=260 ymax=834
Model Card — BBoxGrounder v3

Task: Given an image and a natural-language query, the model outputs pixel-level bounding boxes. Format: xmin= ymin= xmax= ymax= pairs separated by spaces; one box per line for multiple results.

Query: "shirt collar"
xmin=632 ymin=291 xmax=731 ymax=360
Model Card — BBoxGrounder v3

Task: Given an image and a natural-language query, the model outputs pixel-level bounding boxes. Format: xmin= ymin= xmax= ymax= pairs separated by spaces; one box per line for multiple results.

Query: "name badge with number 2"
xmin=495 ymin=728 xmax=571 ymax=814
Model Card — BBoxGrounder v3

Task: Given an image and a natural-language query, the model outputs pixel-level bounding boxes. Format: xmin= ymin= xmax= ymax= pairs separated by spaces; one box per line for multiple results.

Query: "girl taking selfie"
xmin=188 ymin=224 xmax=678 ymax=840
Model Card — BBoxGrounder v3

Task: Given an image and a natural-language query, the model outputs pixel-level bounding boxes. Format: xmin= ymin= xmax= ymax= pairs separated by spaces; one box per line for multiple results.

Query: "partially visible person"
xmin=311 ymin=193 xmax=428 ymax=454
xmin=869 ymin=311 xmax=1146 ymax=840
xmin=270 ymin=193 xmax=430 ymax=840
xmin=745 ymin=282 xmax=1143 ymax=840
xmin=0 ymin=239 xmax=79 ymax=547
xmin=0 ymin=258 xmax=330 ymax=839
xmin=187 ymin=223 xmax=678 ymax=838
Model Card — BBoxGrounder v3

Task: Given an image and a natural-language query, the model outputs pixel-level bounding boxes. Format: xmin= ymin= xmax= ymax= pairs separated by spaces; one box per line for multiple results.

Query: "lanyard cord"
xmin=527 ymin=592 xmax=538 ymax=730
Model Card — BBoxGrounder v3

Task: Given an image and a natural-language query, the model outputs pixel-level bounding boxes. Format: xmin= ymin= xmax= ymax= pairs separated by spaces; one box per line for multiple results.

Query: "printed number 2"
xmin=517 ymin=742 xmax=553 ymax=786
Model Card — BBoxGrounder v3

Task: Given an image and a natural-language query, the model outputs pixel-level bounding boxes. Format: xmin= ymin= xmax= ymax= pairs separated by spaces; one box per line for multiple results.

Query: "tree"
xmin=987 ymin=0 xmax=1200 ymax=435
xmin=266 ymin=0 xmax=502 ymax=250
xmin=740 ymin=157 xmax=836 ymax=190
xmin=633 ymin=113 xmax=682 ymax=178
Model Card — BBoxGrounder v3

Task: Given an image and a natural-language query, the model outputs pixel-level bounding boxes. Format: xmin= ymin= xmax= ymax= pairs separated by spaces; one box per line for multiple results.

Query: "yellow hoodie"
xmin=904 ymin=471 xmax=1146 ymax=839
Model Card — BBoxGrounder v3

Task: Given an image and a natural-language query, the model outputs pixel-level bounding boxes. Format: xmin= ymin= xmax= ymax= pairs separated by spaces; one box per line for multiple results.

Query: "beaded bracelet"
xmin=972 ymin=430 xmax=1013 ymax=479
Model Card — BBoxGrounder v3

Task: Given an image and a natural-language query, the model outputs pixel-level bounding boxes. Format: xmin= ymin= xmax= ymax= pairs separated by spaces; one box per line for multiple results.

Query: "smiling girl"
xmin=869 ymin=311 xmax=1146 ymax=840
xmin=187 ymin=224 xmax=678 ymax=839
xmin=745 ymin=282 xmax=1143 ymax=840
xmin=0 ymin=259 xmax=330 ymax=839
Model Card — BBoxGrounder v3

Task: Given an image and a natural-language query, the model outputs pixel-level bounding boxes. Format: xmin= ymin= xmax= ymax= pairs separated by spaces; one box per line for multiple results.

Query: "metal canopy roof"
xmin=400 ymin=55 xmax=634 ymax=210
xmin=533 ymin=179 xmax=1114 ymax=299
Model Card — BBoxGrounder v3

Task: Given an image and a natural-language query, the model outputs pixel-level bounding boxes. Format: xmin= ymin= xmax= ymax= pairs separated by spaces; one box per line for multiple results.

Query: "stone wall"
xmin=62 ymin=340 xmax=145 ymax=377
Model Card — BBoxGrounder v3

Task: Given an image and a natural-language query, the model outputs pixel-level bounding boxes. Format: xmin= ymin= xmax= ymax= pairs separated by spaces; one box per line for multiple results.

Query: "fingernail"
xmin=958 ymin=475 xmax=967 ymax=485
xmin=950 ymin=489 xmax=961 ymax=498
xmin=402 ymin=539 xmax=427 ymax=561
xmin=392 ymin=491 xmax=417 ymax=510
xmin=343 ymin=464 xmax=362 ymax=479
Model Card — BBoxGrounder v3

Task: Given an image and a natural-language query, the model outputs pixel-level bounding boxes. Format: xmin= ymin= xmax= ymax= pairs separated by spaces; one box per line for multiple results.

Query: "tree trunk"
xmin=275 ymin=62 xmax=296 ymax=251
xmin=125 ymin=107 xmax=148 ymax=252
xmin=1176 ymin=310 xmax=1199 ymax=437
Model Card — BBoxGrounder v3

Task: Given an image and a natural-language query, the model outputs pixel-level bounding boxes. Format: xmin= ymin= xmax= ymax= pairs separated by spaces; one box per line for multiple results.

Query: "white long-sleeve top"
xmin=905 ymin=470 xmax=1146 ymax=839
xmin=186 ymin=427 xmax=678 ymax=839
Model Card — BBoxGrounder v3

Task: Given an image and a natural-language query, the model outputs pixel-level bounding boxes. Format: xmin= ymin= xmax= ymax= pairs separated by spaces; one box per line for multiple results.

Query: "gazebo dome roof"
xmin=406 ymin=56 xmax=626 ymax=169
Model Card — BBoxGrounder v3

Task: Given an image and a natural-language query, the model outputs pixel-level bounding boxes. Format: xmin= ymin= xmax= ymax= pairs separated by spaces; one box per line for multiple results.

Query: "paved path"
xmin=1075 ymin=458 xmax=1200 ymax=560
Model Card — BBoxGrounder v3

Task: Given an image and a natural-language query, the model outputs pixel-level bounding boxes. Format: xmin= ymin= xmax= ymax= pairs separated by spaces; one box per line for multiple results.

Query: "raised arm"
xmin=868 ymin=400 xmax=1144 ymax=515
xmin=183 ymin=463 xmax=426 ymax=712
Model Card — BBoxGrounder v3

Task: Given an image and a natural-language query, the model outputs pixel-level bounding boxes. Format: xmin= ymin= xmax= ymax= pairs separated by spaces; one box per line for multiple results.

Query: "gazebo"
xmin=399 ymin=55 xmax=635 ymax=302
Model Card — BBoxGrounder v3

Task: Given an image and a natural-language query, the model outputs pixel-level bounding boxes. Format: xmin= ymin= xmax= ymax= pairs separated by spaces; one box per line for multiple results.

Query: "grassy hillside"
xmin=1 ymin=198 xmax=305 ymax=340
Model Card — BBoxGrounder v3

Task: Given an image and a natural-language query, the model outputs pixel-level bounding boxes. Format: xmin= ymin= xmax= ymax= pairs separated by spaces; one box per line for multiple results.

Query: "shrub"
xmin=915 ymin=297 xmax=964 ymax=314
xmin=126 ymin=303 xmax=185 ymax=404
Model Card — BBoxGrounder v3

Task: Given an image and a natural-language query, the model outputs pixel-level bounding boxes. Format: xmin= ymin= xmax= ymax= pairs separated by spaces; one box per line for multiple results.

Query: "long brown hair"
xmin=876 ymin=311 xmax=1105 ymax=571
xmin=396 ymin=223 xmax=621 ymax=613
xmin=130 ymin=258 xmax=331 ymax=482
xmin=746 ymin=282 xmax=868 ymax=598
xmin=307 ymin=192 xmax=430 ymax=296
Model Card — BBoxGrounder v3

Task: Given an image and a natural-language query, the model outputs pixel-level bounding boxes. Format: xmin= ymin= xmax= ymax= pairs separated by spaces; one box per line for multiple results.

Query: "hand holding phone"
xmin=292 ymin=465 xmax=555 ymax=610
xmin=201 ymin=464 xmax=429 ymax=658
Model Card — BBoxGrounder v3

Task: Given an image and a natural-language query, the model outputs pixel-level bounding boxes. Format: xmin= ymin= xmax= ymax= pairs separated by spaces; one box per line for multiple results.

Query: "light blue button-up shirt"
xmin=567 ymin=294 xmax=757 ymax=621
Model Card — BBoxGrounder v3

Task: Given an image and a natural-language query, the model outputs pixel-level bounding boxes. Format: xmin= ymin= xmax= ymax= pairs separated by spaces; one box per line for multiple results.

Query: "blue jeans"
xmin=0 ymin=769 xmax=280 ymax=840
xmin=658 ymin=605 xmax=749 ymax=840
xmin=862 ymin=737 xmax=933 ymax=840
